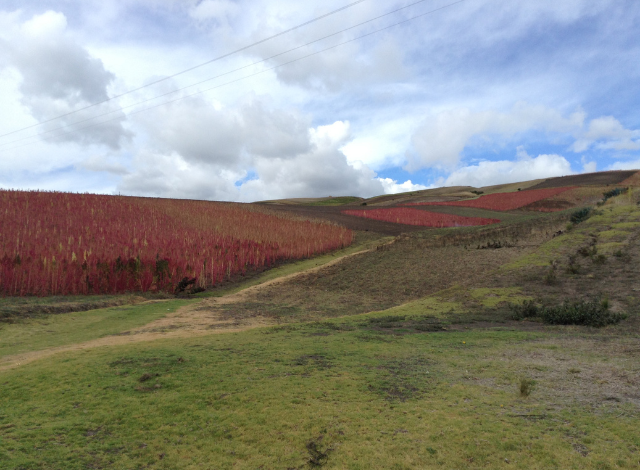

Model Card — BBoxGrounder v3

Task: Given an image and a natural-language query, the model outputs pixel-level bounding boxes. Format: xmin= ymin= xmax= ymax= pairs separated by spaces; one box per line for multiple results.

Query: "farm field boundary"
xmin=0 ymin=237 xmax=394 ymax=371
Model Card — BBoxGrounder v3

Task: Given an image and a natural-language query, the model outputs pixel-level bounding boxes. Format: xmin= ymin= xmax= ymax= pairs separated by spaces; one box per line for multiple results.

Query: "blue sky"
xmin=0 ymin=0 xmax=639 ymax=201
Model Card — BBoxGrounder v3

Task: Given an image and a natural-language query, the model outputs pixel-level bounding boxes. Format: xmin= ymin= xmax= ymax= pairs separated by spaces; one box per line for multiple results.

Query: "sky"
xmin=0 ymin=0 xmax=639 ymax=202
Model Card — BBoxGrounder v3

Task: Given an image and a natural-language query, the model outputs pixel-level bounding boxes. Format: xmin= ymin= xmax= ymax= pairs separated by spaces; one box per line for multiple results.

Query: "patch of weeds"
xmin=544 ymin=261 xmax=557 ymax=285
xmin=510 ymin=300 xmax=539 ymax=320
xmin=478 ymin=240 xmax=514 ymax=250
xmin=519 ymin=378 xmax=536 ymax=397
xmin=303 ymin=322 xmax=356 ymax=336
xmin=370 ymin=356 xmax=433 ymax=401
xmin=367 ymin=315 xmax=406 ymax=329
xmin=293 ymin=355 xmax=332 ymax=370
xmin=363 ymin=315 xmax=445 ymax=333
xmin=592 ymin=254 xmax=607 ymax=265
xmin=263 ymin=324 xmax=301 ymax=334
xmin=138 ymin=373 xmax=158 ymax=382
xmin=306 ymin=435 xmax=332 ymax=467
xmin=566 ymin=255 xmax=580 ymax=274
xmin=577 ymin=245 xmax=598 ymax=258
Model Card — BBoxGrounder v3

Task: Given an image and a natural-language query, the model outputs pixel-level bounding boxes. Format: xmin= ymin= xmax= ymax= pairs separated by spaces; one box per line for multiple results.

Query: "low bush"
xmin=570 ymin=207 xmax=592 ymax=224
xmin=510 ymin=297 xmax=626 ymax=327
xmin=603 ymin=187 xmax=628 ymax=202
xmin=541 ymin=298 xmax=626 ymax=327
xmin=519 ymin=378 xmax=536 ymax=397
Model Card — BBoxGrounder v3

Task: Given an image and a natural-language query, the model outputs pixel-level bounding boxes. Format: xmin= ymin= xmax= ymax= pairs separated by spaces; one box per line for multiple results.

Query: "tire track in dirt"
xmin=0 ymin=246 xmax=382 ymax=372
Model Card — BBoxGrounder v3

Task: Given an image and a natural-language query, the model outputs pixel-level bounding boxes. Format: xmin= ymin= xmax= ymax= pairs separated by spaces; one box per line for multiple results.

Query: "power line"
xmin=0 ymin=0 xmax=466 ymax=153
xmin=0 ymin=0 xmax=368 ymax=139
xmin=0 ymin=0 xmax=441 ymax=149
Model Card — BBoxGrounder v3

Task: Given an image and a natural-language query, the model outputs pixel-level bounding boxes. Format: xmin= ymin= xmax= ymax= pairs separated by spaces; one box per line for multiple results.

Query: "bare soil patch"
xmin=254 ymin=204 xmax=431 ymax=235
xmin=494 ymin=336 xmax=640 ymax=409
xmin=528 ymin=170 xmax=637 ymax=190
xmin=204 ymin=236 xmax=531 ymax=324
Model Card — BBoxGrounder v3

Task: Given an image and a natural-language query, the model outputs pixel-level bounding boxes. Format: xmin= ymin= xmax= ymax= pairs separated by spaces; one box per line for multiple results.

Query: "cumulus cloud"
xmin=572 ymin=116 xmax=640 ymax=152
xmin=443 ymin=148 xmax=573 ymax=187
xmin=407 ymin=102 xmax=585 ymax=170
xmin=122 ymin=96 xmax=383 ymax=201
xmin=242 ymin=122 xmax=382 ymax=200
xmin=135 ymin=94 xmax=312 ymax=166
xmin=378 ymin=178 xmax=427 ymax=194
xmin=0 ymin=10 xmax=130 ymax=149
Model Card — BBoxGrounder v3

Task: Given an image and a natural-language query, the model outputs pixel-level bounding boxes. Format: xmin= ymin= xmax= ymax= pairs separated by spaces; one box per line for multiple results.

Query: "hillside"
xmin=0 ymin=169 xmax=639 ymax=469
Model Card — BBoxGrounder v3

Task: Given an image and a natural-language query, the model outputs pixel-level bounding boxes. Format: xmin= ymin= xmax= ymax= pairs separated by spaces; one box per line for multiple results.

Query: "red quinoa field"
xmin=0 ymin=191 xmax=352 ymax=296
xmin=342 ymin=207 xmax=499 ymax=227
xmin=407 ymin=187 xmax=574 ymax=211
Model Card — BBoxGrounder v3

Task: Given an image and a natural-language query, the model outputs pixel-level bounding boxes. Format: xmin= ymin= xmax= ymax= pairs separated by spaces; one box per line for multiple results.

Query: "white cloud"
xmin=581 ymin=156 xmax=597 ymax=173
xmin=443 ymin=148 xmax=573 ymax=187
xmin=407 ymin=102 xmax=585 ymax=170
xmin=0 ymin=10 xmax=130 ymax=149
xmin=607 ymin=160 xmax=640 ymax=171
xmin=378 ymin=178 xmax=427 ymax=194
xmin=120 ymin=95 xmax=383 ymax=201
xmin=572 ymin=116 xmax=640 ymax=152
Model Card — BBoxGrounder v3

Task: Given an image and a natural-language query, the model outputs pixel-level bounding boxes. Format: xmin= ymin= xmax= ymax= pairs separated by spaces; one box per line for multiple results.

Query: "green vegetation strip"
xmin=0 ymin=320 xmax=637 ymax=469
xmin=0 ymin=300 xmax=193 ymax=358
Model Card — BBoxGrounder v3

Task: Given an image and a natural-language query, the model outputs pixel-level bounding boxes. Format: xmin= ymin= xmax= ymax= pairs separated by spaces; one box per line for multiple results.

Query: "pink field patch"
xmin=342 ymin=208 xmax=499 ymax=227
xmin=406 ymin=187 xmax=574 ymax=211
xmin=0 ymin=191 xmax=353 ymax=296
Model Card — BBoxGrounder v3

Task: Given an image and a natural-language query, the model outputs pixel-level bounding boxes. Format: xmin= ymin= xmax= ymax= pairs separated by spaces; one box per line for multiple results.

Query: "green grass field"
xmin=1 ymin=314 xmax=638 ymax=469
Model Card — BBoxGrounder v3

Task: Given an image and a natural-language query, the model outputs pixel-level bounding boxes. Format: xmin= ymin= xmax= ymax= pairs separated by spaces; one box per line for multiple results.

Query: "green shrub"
xmin=570 ymin=208 xmax=592 ymax=224
xmin=510 ymin=297 xmax=626 ymax=327
xmin=603 ymin=187 xmax=627 ymax=202
xmin=541 ymin=298 xmax=626 ymax=327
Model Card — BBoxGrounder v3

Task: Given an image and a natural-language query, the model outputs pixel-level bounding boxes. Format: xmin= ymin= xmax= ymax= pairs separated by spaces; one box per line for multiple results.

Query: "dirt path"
xmin=0 ymin=247 xmax=378 ymax=372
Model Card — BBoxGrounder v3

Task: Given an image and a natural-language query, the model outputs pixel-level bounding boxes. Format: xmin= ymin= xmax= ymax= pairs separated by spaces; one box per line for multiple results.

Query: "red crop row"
xmin=342 ymin=208 xmax=499 ymax=227
xmin=1 ymin=191 xmax=352 ymax=296
xmin=406 ymin=187 xmax=573 ymax=211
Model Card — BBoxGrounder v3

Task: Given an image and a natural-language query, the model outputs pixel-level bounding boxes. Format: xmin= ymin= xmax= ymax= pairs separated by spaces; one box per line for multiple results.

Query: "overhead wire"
xmin=0 ymin=0 xmax=368 ymax=139
xmin=0 ymin=0 xmax=466 ymax=153
xmin=0 ymin=0 xmax=441 ymax=149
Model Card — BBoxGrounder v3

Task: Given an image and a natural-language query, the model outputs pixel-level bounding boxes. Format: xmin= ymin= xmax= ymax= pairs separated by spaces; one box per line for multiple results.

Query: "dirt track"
xmin=0 ymin=247 xmax=378 ymax=372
